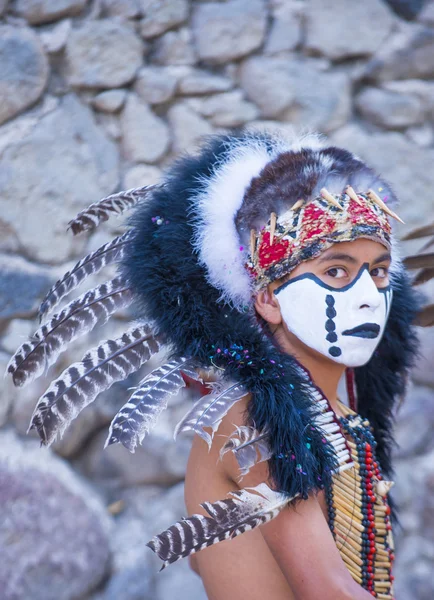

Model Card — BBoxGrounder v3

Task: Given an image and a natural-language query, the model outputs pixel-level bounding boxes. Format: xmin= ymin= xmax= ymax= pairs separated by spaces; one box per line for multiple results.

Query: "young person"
xmin=9 ymin=131 xmax=425 ymax=599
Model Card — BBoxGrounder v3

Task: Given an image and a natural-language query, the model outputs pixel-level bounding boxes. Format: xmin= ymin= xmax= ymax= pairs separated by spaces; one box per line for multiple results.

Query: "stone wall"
xmin=0 ymin=1 xmax=434 ymax=598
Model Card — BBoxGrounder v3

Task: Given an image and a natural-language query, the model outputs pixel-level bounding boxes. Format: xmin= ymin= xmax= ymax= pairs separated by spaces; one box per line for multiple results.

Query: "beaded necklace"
xmin=313 ymin=385 xmax=396 ymax=599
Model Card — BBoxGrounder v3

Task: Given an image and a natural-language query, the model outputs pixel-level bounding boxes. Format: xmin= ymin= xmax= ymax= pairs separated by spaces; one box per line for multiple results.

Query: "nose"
xmin=355 ymin=269 xmax=382 ymax=312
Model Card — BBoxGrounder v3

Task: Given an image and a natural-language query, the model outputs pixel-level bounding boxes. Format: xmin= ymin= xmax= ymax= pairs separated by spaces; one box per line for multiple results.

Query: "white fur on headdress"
xmin=192 ymin=131 xmax=325 ymax=309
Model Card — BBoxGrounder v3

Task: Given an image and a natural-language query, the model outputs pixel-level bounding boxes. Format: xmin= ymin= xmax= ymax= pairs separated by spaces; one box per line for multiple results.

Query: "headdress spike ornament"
xmin=250 ymin=228 xmax=256 ymax=258
xmin=345 ymin=185 xmax=363 ymax=206
xmin=269 ymin=212 xmax=277 ymax=245
xmin=320 ymin=187 xmax=344 ymax=210
xmin=367 ymin=189 xmax=405 ymax=224
xmin=291 ymin=198 xmax=305 ymax=212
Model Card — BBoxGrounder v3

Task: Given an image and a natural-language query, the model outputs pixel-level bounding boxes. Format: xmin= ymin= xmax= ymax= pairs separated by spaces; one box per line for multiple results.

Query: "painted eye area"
xmin=370 ymin=267 xmax=388 ymax=279
xmin=325 ymin=267 xmax=347 ymax=279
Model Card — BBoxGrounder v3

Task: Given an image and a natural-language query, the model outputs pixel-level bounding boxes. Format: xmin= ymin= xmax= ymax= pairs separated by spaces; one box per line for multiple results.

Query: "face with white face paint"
xmin=256 ymin=239 xmax=393 ymax=368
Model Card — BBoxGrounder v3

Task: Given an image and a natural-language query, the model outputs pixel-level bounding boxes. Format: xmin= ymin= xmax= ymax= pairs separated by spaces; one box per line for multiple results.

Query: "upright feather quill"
xmin=174 ymin=382 xmax=247 ymax=447
xmin=147 ymin=483 xmax=292 ymax=569
xmin=39 ymin=231 xmax=134 ymax=319
xmin=220 ymin=426 xmax=271 ymax=476
xmin=105 ymin=358 xmax=202 ymax=452
xmin=28 ymin=324 xmax=160 ymax=446
xmin=8 ymin=277 xmax=132 ymax=388
xmin=68 ymin=185 xmax=161 ymax=235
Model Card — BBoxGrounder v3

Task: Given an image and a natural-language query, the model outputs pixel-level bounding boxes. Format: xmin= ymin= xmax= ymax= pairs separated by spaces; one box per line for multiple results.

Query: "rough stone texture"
xmin=356 ymin=86 xmax=425 ymax=128
xmin=364 ymin=24 xmax=434 ymax=81
xmin=0 ymin=352 xmax=14 ymax=426
xmin=152 ymin=27 xmax=196 ymax=65
xmin=305 ymin=0 xmax=396 ymax=60
xmin=0 ymin=429 xmax=111 ymax=600
xmin=419 ymin=0 xmax=434 ymax=25
xmin=66 ymin=20 xmax=143 ymax=88
xmin=167 ymin=101 xmax=213 ymax=153
xmin=187 ymin=90 xmax=259 ymax=127
xmin=240 ymin=56 xmax=351 ymax=132
xmin=178 ymin=68 xmax=232 ymax=95
xmin=14 ymin=0 xmax=86 ymax=24
xmin=0 ymin=25 xmax=49 ymax=127
xmin=102 ymin=0 xmax=142 ymax=18
xmin=192 ymin=0 xmax=267 ymax=64
xmin=331 ymin=124 xmax=434 ymax=226
xmin=264 ymin=0 xmax=301 ymax=55
xmin=0 ymin=0 xmax=8 ymax=16
xmin=140 ymin=0 xmax=189 ymax=39
xmin=39 ymin=19 xmax=72 ymax=54
xmin=134 ymin=66 xmax=178 ymax=104
xmin=395 ymin=385 xmax=434 ymax=459
xmin=0 ymin=254 xmax=52 ymax=319
xmin=121 ymin=93 xmax=170 ymax=163
xmin=123 ymin=164 xmax=161 ymax=189
xmin=0 ymin=94 xmax=119 ymax=263
xmin=92 ymin=89 xmax=127 ymax=113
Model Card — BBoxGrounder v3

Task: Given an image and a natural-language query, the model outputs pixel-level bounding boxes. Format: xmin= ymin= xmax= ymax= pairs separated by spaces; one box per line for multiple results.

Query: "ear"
xmin=254 ymin=285 xmax=282 ymax=326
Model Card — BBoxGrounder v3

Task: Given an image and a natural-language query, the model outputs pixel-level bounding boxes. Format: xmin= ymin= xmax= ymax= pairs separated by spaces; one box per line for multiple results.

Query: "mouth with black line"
xmin=342 ymin=323 xmax=380 ymax=339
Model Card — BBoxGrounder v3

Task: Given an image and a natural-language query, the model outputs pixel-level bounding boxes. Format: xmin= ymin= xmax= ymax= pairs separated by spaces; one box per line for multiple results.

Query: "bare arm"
xmin=185 ymin=397 xmax=373 ymax=600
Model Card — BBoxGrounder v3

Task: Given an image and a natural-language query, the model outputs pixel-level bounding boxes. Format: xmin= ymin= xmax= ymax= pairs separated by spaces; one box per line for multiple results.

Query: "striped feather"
xmin=28 ymin=324 xmax=160 ymax=446
xmin=416 ymin=303 xmax=434 ymax=327
xmin=105 ymin=358 xmax=201 ymax=452
xmin=220 ymin=426 xmax=271 ymax=476
xmin=39 ymin=231 xmax=133 ymax=319
xmin=174 ymin=382 xmax=247 ymax=448
xmin=147 ymin=483 xmax=291 ymax=569
xmin=68 ymin=185 xmax=160 ymax=235
xmin=7 ymin=277 xmax=132 ymax=388
xmin=402 ymin=251 xmax=434 ymax=271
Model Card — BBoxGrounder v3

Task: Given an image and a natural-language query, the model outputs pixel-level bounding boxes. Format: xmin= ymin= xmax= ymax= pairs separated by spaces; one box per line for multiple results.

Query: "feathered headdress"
xmin=8 ymin=130 xmax=430 ymax=568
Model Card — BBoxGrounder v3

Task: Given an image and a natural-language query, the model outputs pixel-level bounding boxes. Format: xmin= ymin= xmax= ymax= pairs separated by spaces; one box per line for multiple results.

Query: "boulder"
xmin=140 ymin=0 xmax=189 ymax=39
xmin=167 ymin=102 xmax=213 ymax=154
xmin=66 ymin=20 xmax=143 ymax=88
xmin=304 ymin=0 xmax=396 ymax=60
xmin=123 ymin=164 xmax=162 ymax=190
xmin=0 ymin=94 xmax=119 ymax=263
xmin=178 ymin=69 xmax=233 ymax=95
xmin=134 ymin=66 xmax=178 ymax=105
xmin=102 ymin=0 xmax=142 ymax=18
xmin=364 ymin=23 xmax=434 ymax=81
xmin=38 ymin=18 xmax=72 ymax=54
xmin=13 ymin=0 xmax=86 ymax=24
xmin=192 ymin=0 xmax=267 ymax=65
xmin=356 ymin=86 xmax=425 ymax=129
xmin=187 ymin=90 xmax=259 ymax=127
xmin=0 ymin=25 xmax=49 ymax=126
xmin=92 ymin=90 xmax=127 ymax=113
xmin=264 ymin=0 xmax=301 ymax=55
xmin=151 ymin=27 xmax=196 ymax=66
xmin=240 ymin=56 xmax=351 ymax=132
xmin=120 ymin=93 xmax=170 ymax=163
xmin=0 ymin=429 xmax=111 ymax=600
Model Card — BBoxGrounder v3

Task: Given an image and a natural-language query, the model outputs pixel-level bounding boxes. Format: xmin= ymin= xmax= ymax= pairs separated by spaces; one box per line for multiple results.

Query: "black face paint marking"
xmin=342 ymin=323 xmax=380 ymax=339
xmin=324 ymin=295 xmax=342 ymax=355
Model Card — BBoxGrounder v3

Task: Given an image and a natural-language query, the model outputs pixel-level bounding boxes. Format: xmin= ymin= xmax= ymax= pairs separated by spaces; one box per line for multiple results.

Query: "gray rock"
xmin=123 ymin=164 xmax=162 ymax=190
xmin=0 ymin=25 xmax=49 ymax=126
xmin=102 ymin=0 xmax=142 ymax=18
xmin=152 ymin=27 xmax=196 ymax=66
xmin=0 ymin=94 xmax=119 ymax=263
xmin=134 ymin=66 xmax=178 ymax=105
xmin=364 ymin=24 xmax=434 ymax=81
xmin=66 ymin=20 xmax=143 ymax=88
xmin=155 ymin=558 xmax=207 ymax=600
xmin=1 ymin=318 xmax=33 ymax=355
xmin=39 ymin=18 xmax=72 ymax=54
xmin=406 ymin=123 xmax=434 ymax=147
xmin=102 ymin=565 xmax=154 ymax=600
xmin=92 ymin=90 xmax=127 ymax=113
xmin=356 ymin=86 xmax=425 ymax=129
xmin=264 ymin=0 xmax=301 ymax=55
xmin=178 ymin=69 xmax=232 ymax=95
xmin=192 ymin=0 xmax=267 ymax=65
xmin=395 ymin=385 xmax=434 ymax=458
xmin=188 ymin=90 xmax=258 ymax=127
xmin=97 ymin=113 xmax=122 ymax=141
xmin=167 ymin=102 xmax=213 ymax=153
xmin=121 ymin=93 xmax=170 ymax=163
xmin=0 ymin=254 xmax=52 ymax=319
xmin=411 ymin=324 xmax=434 ymax=388
xmin=0 ymin=352 xmax=14 ymax=426
xmin=419 ymin=0 xmax=434 ymax=25
xmin=240 ymin=56 xmax=351 ymax=132
xmin=0 ymin=429 xmax=111 ymax=600
xmin=81 ymin=424 xmax=192 ymax=487
xmin=305 ymin=0 xmax=396 ymax=60
xmin=331 ymin=125 xmax=434 ymax=228
xmin=140 ymin=0 xmax=189 ymax=39
xmin=0 ymin=0 xmax=8 ymax=16
xmin=383 ymin=79 xmax=434 ymax=115
xmin=14 ymin=0 xmax=85 ymax=24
